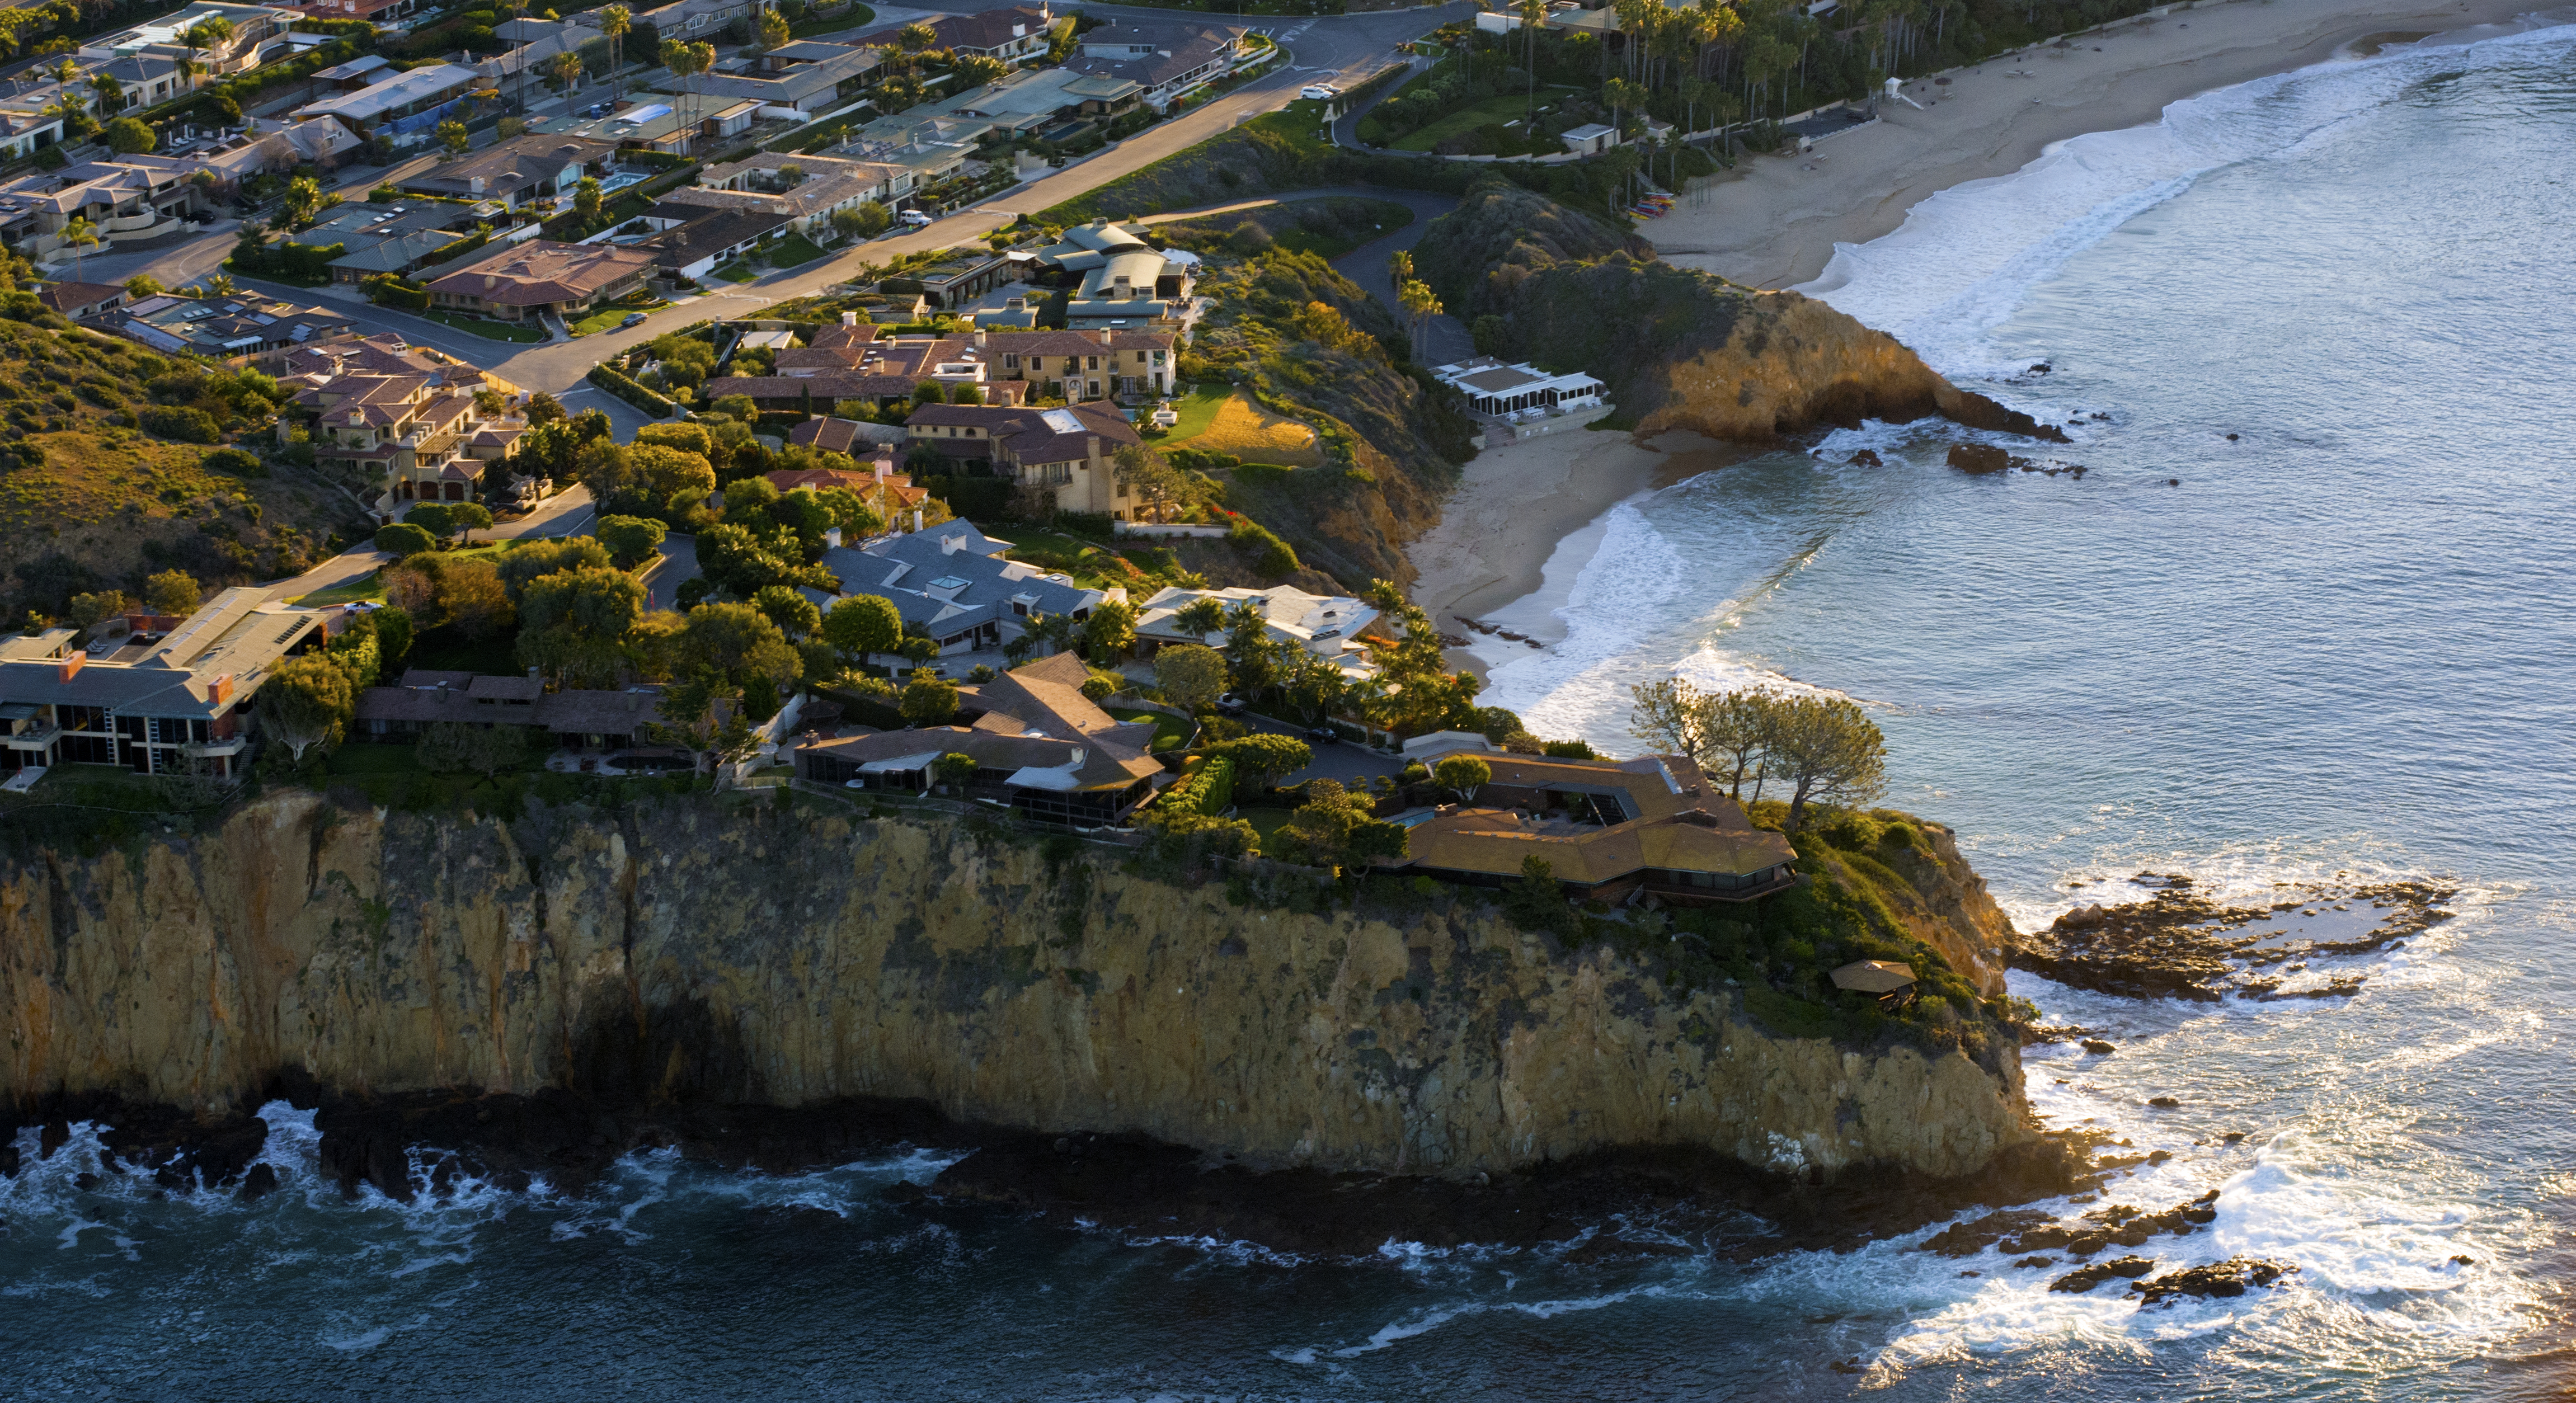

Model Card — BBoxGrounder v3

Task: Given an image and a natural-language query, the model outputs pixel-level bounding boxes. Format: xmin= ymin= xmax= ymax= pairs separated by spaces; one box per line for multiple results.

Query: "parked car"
xmin=899 ymin=209 xmax=934 ymax=228
xmin=621 ymin=312 xmax=648 ymax=327
xmin=1300 ymin=83 xmax=1341 ymax=100
xmin=1306 ymin=724 xmax=1338 ymax=744
xmin=1215 ymin=694 xmax=1247 ymax=715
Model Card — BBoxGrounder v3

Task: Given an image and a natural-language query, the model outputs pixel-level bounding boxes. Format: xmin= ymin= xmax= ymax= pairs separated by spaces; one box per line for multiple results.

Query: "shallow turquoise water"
xmin=8 ymin=25 xmax=2576 ymax=1400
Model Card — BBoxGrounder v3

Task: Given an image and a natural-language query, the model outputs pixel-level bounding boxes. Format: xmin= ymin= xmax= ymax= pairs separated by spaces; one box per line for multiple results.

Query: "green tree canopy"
xmin=751 ymin=583 xmax=820 ymax=640
xmin=142 ymin=569 xmax=200 ymax=616
xmin=596 ymin=515 xmax=669 ymax=569
xmin=1153 ymin=642 xmax=1227 ymax=715
xmin=256 ymin=653 xmax=354 ymax=761
xmin=1432 ymin=754 xmax=1491 ymax=803
xmin=1202 ymin=732 xmax=1309 ymax=798
xmin=495 ymin=535 xmax=612 ymax=602
xmin=899 ymin=669 xmax=959 ymax=726
xmin=677 ymin=600 xmax=798 ymax=687
xmin=822 ymin=593 xmax=902 ymax=660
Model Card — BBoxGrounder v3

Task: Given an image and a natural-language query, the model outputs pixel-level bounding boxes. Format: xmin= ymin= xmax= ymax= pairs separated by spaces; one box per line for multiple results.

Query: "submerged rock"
xmin=238 ymin=1163 xmax=279 ymax=1202
xmin=2010 ymin=874 xmax=2455 ymax=1001
xmin=1948 ymin=444 xmax=2011 ymax=474
xmin=2050 ymin=1255 xmax=2156 ymax=1293
xmin=1848 ymin=449 xmax=1883 ymax=467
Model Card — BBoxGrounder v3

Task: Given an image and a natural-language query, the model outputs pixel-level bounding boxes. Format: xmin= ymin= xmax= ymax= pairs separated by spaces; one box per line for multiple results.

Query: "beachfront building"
xmin=1372 ymin=750 xmax=1801 ymax=906
xmin=1430 ymin=356 xmax=1606 ymax=419
xmin=0 ymin=590 xmax=331 ymax=779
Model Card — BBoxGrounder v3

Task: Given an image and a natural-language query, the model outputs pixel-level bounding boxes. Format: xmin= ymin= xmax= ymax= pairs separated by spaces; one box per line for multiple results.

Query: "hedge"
xmin=365 ymin=274 xmax=431 ymax=312
xmin=588 ymin=362 xmax=678 ymax=418
xmin=1154 ymin=754 xmax=1233 ymax=817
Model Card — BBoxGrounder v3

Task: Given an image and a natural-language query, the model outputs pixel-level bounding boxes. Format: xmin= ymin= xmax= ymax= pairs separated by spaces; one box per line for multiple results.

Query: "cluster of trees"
xmin=1628 ymin=677 xmax=1886 ymax=832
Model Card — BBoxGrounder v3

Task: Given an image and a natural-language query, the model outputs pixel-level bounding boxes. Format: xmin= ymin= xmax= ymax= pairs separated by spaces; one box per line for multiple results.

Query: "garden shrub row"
xmin=588 ymin=363 xmax=678 ymax=417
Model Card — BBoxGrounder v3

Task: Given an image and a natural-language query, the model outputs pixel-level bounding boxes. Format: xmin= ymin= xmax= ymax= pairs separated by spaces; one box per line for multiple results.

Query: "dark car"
xmin=1306 ymin=725 xmax=1338 ymax=744
xmin=621 ymin=312 xmax=649 ymax=327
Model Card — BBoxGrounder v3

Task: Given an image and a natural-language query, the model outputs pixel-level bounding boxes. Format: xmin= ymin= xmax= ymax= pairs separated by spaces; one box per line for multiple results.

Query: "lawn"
xmin=763 ymin=233 xmax=830 ymax=269
xmin=1382 ymin=87 xmax=1582 ymax=154
xmin=294 ymin=571 xmax=386 ymax=607
xmin=1242 ymin=804 xmax=1299 ymax=849
xmin=783 ymin=2 xmax=877 ymax=40
xmin=1157 ymin=386 xmax=1320 ymax=466
xmin=1108 ymin=707 xmax=1196 ymax=752
xmin=713 ymin=261 xmax=758 ymax=284
xmin=426 ymin=310 xmax=549 ymax=342
xmin=0 ymin=763 xmax=195 ymax=813
xmin=570 ymin=293 xmax=670 ymax=337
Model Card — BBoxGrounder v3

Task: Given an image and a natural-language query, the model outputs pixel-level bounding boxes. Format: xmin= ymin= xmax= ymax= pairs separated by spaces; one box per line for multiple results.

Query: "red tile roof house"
xmin=903 ymin=401 xmax=1141 ymax=517
xmin=425 ymin=241 xmax=659 ymax=324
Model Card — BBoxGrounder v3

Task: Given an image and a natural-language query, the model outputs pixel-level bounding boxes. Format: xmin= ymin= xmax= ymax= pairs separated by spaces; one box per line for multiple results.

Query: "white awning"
xmin=1004 ymin=764 xmax=1082 ymax=791
xmin=859 ymin=750 xmax=944 ymax=774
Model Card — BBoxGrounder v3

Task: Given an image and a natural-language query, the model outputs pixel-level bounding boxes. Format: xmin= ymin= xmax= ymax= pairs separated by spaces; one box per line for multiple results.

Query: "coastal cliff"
xmin=1411 ymin=177 xmax=2064 ymax=443
xmin=1 ymin=792 xmax=2033 ymax=1192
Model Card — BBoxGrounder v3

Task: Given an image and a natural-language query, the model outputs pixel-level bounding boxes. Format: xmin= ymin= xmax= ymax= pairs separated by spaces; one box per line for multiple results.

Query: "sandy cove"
xmin=1406 ymin=0 xmax=2561 ymax=666
xmin=1648 ymin=0 xmax=2562 ymax=288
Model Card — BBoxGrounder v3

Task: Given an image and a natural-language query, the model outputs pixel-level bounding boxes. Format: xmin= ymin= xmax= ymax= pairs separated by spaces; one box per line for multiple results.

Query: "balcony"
xmin=2 ymin=722 xmax=60 ymax=750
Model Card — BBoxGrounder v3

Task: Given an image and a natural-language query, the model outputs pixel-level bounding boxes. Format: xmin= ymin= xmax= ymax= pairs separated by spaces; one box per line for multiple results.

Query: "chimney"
xmin=527 ymin=665 xmax=540 ymax=681
xmin=842 ymin=311 xmax=858 ymax=327
xmin=973 ymin=328 xmax=986 ymax=349
xmin=823 ymin=526 xmax=841 ymax=549
xmin=57 ymin=654 xmax=82 ymax=682
xmin=1096 ymin=328 xmax=1111 ymax=346
xmin=210 ymin=675 xmax=235 ymax=708
xmin=1070 ymin=747 xmax=1085 ymax=769
xmin=941 ymin=533 xmax=961 ymax=555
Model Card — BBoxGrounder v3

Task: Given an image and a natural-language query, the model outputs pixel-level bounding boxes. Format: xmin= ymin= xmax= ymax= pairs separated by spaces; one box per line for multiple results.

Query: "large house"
xmin=1031 ymin=220 xmax=1197 ymax=329
xmin=425 ymin=240 xmax=659 ymax=323
xmin=712 ymin=320 xmax=1177 ymax=413
xmin=117 ymin=291 xmax=358 ymax=361
xmin=1132 ymin=585 xmax=1378 ymax=676
xmin=394 ymin=134 xmax=617 ymax=209
xmin=692 ymin=152 xmax=918 ymax=227
xmin=684 ymin=45 xmax=881 ymax=120
xmin=292 ymin=63 xmax=481 ymax=141
xmin=806 ymin=518 xmax=1119 ymax=655
xmin=281 ymin=343 xmax=520 ymax=510
xmin=903 ymin=401 xmax=1140 ymax=518
xmin=1064 ymin=21 xmax=1243 ymax=111
xmin=795 ymin=652 xmax=1163 ymax=826
xmin=292 ymin=201 xmax=476 ymax=284
xmin=0 ymin=156 xmax=211 ymax=263
xmin=0 ymin=589 xmax=331 ymax=779
xmin=620 ymin=197 xmax=790 ymax=281
xmin=1430 ymin=356 xmax=1606 ymax=419
xmin=1375 ymin=750 xmax=1801 ymax=906
xmin=351 ymin=668 xmax=664 ymax=751
xmin=850 ymin=6 xmax=1056 ymax=68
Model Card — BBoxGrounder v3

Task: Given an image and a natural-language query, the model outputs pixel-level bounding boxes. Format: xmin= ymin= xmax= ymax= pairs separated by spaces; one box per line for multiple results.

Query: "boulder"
xmin=2055 ymin=904 xmax=2109 ymax=930
xmin=1848 ymin=449 xmax=1883 ymax=467
xmin=2081 ymin=1039 xmax=2116 ymax=1055
xmin=1948 ymin=443 xmax=2011 ymax=474
xmin=238 ymin=1162 xmax=279 ymax=1202
xmin=2128 ymin=1258 xmax=2296 ymax=1307
xmin=2050 ymin=1255 xmax=2156 ymax=1293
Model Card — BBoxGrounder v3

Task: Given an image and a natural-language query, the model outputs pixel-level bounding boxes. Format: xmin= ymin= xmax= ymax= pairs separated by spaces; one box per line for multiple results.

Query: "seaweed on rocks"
xmin=2010 ymin=873 xmax=2455 ymax=1002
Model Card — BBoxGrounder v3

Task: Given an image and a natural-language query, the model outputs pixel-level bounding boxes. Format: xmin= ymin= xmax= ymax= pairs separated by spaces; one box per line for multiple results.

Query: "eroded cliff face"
xmin=0 ymin=794 xmax=2031 ymax=1181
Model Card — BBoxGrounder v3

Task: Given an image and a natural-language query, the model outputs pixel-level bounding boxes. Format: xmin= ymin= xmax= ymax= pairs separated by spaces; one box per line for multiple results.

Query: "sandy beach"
xmin=1404 ymin=0 xmax=2560 ymax=660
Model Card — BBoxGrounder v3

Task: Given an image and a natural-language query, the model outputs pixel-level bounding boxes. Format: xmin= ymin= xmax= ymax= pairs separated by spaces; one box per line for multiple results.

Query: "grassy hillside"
xmin=0 ymin=314 xmax=369 ymax=624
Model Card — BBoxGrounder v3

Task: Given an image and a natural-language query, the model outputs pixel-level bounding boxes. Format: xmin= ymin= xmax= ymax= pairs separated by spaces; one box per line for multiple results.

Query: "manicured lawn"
xmin=1242 ymin=805 xmax=1299 ymax=849
xmin=764 ymin=233 xmax=829 ymax=269
xmin=784 ymin=2 xmax=878 ymax=40
xmin=570 ymin=293 xmax=670 ymax=337
xmin=713 ymin=261 xmax=758 ymax=284
xmin=294 ymin=572 xmax=386 ymax=606
xmin=1388 ymin=87 xmax=1582 ymax=154
xmin=327 ymin=742 xmax=427 ymax=776
xmin=1155 ymin=384 xmax=1231 ymax=440
xmin=1155 ymin=386 xmax=1320 ymax=465
xmin=427 ymin=310 xmax=549 ymax=342
xmin=1108 ymin=707 xmax=1196 ymax=752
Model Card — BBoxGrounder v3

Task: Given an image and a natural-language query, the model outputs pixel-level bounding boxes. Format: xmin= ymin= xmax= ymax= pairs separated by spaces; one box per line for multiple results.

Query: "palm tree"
xmin=549 ymin=48 xmax=582 ymax=102
xmin=206 ymin=271 xmax=237 ymax=296
xmin=61 ymin=214 xmax=98 ymax=280
xmin=1398 ymin=277 xmax=1441 ymax=363
xmin=504 ymin=0 xmax=532 ymax=114
xmin=1517 ymin=0 xmax=1546 ymax=125
xmin=599 ymin=4 xmax=631 ymax=110
xmin=895 ymin=22 xmax=936 ymax=78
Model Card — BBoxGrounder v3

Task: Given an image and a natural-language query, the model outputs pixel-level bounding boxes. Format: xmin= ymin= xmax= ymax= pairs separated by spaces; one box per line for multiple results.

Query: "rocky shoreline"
xmin=4 ymin=1085 xmax=2113 ymax=1261
xmin=2008 ymin=873 xmax=2455 ymax=1003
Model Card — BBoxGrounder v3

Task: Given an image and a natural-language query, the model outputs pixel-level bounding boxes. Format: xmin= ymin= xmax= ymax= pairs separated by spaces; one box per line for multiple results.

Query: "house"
xmin=425 ymin=240 xmax=659 ymax=323
xmin=795 ymin=652 xmax=1162 ymax=826
xmin=117 ymin=291 xmax=358 ymax=361
xmin=1030 ymin=220 xmax=1196 ymax=329
xmin=1559 ymin=123 xmax=1619 ymax=156
xmin=0 ymin=109 xmax=64 ymax=162
xmin=87 ymin=3 xmax=299 ymax=68
xmin=621 ymin=199 xmax=789 ymax=281
xmin=309 ymin=54 xmax=392 ymax=92
xmin=0 ymin=589 xmax=330 ymax=779
xmin=1132 ymin=585 xmax=1377 ymax=674
xmin=291 ymin=63 xmax=482 ymax=139
xmin=0 ymin=156 xmax=211 ymax=262
xmin=689 ymin=152 xmax=916 ymax=230
xmin=37 ymin=281 xmax=127 ymax=322
xmin=1430 ymin=356 xmax=1605 ymax=418
xmin=669 ymin=45 xmax=880 ymax=120
xmin=807 ymin=518 xmax=1120 ymax=653
xmin=289 ymin=0 xmax=425 ymax=21
xmin=727 ymin=319 xmax=1175 ymax=408
xmin=1373 ymin=752 xmax=1801 ymax=906
xmin=394 ymin=134 xmax=617 ymax=209
xmin=943 ymin=65 xmax=1143 ymax=135
xmin=290 ymin=369 xmax=505 ymax=507
xmin=1064 ymin=21 xmax=1242 ymax=110
xmin=850 ymin=6 xmax=1056 ymax=69
xmin=295 ymin=201 xmax=474 ymax=283
xmin=622 ymin=0 xmax=763 ymax=41
xmin=351 ymin=668 xmax=665 ymax=750
xmin=910 ymin=247 xmax=1015 ymax=309
xmin=169 ymin=116 xmax=369 ymax=189
xmin=904 ymin=402 xmax=1141 ymax=517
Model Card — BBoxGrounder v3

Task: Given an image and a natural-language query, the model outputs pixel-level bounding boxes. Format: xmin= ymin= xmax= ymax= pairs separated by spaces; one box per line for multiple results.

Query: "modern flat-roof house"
xmin=426 ymin=240 xmax=658 ymax=323
xmin=619 ymin=197 xmax=790 ymax=281
xmin=805 ymin=518 xmax=1120 ymax=654
xmin=1430 ymin=356 xmax=1606 ymax=419
xmin=689 ymin=152 xmax=917 ymax=229
xmin=1065 ymin=21 xmax=1242 ymax=110
xmin=670 ymin=45 xmax=880 ymax=120
xmin=621 ymin=0 xmax=761 ymax=40
xmin=395 ymin=135 xmax=617 ymax=209
xmin=0 ymin=155 xmax=211 ymax=262
xmin=795 ymin=652 xmax=1163 ymax=826
xmin=1133 ymin=585 xmax=1378 ymax=675
xmin=1031 ymin=220 xmax=1196 ymax=329
xmin=117 ymin=291 xmax=357 ymax=361
xmin=1371 ymin=751 xmax=1800 ymax=906
xmin=1559 ymin=122 xmax=1619 ymax=156
xmin=715 ymin=320 xmax=1172 ymax=411
xmin=292 ymin=63 xmax=481 ymax=140
xmin=0 ymin=590 xmax=331 ymax=779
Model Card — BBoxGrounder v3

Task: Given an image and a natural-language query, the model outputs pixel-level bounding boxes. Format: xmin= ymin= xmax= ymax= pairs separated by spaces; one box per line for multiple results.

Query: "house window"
xmin=1085 ymin=355 xmax=1098 ymax=370
xmin=1003 ymin=354 xmax=1018 ymax=369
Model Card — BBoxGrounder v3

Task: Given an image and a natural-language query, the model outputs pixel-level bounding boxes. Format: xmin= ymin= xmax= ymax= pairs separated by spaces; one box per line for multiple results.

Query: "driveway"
xmin=1234 ymin=709 xmax=1404 ymax=787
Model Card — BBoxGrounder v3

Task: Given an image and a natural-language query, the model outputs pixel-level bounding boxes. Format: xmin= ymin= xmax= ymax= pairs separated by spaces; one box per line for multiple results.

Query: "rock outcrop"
xmin=0 ymin=792 xmax=2037 ymax=1190
xmin=1411 ymin=177 xmax=2066 ymax=445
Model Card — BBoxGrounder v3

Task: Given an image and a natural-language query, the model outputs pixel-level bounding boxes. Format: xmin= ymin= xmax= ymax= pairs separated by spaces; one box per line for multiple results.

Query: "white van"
xmin=1300 ymin=83 xmax=1341 ymax=101
xmin=898 ymin=209 xmax=934 ymax=228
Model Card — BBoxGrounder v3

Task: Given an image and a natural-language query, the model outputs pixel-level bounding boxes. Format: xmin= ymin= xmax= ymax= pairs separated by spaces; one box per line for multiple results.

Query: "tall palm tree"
xmin=599 ymin=4 xmax=631 ymax=109
xmin=1516 ymin=0 xmax=1546 ymax=124
xmin=62 ymin=215 xmax=97 ymax=280
xmin=505 ymin=0 xmax=532 ymax=114
xmin=550 ymin=49 xmax=582 ymax=102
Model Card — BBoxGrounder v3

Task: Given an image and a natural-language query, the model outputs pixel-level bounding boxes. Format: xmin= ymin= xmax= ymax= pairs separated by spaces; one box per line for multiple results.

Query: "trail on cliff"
xmin=1409 ymin=176 xmax=2067 ymax=444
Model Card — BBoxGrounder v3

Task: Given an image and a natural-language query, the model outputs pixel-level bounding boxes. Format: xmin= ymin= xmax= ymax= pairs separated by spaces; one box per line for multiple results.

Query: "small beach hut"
xmin=1829 ymin=959 xmax=1918 ymax=1010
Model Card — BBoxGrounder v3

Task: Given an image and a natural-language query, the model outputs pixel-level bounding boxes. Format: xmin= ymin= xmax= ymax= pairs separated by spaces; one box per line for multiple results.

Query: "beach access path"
xmin=1647 ymin=0 xmax=2560 ymax=288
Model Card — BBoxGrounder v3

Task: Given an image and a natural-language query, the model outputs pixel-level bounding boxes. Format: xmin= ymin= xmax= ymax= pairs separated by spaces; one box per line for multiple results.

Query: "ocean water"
xmin=10 ymin=27 xmax=2576 ymax=1403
